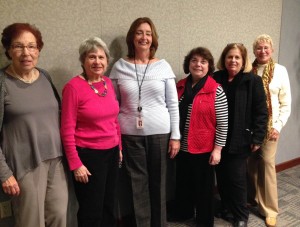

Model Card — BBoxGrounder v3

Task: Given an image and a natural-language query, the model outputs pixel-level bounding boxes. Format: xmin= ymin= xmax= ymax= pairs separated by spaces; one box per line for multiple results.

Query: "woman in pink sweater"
xmin=60 ymin=37 xmax=122 ymax=227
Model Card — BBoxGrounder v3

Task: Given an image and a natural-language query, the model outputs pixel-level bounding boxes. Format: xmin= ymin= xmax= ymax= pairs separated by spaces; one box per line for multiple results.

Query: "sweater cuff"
xmin=273 ymin=120 xmax=283 ymax=133
xmin=66 ymin=155 xmax=83 ymax=171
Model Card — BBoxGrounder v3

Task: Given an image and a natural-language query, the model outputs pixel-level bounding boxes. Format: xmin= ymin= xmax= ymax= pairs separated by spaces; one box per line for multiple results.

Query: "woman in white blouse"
xmin=110 ymin=17 xmax=180 ymax=227
xmin=248 ymin=34 xmax=292 ymax=227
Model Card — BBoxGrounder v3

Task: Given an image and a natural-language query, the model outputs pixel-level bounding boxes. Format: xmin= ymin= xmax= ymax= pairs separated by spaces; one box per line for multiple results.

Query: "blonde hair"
xmin=252 ymin=34 xmax=273 ymax=52
xmin=216 ymin=43 xmax=252 ymax=73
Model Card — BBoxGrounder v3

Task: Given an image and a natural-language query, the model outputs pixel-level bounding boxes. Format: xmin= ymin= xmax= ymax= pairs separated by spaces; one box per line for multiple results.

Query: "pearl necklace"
xmin=10 ymin=66 xmax=36 ymax=84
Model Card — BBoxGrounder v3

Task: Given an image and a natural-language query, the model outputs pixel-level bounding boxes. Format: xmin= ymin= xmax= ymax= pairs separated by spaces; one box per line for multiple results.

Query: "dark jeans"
xmin=215 ymin=151 xmax=249 ymax=222
xmin=73 ymin=146 xmax=119 ymax=227
xmin=175 ymin=151 xmax=215 ymax=227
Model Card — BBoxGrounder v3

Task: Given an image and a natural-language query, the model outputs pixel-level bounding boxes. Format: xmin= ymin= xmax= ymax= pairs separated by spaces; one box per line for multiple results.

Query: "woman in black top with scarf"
xmin=213 ymin=43 xmax=267 ymax=227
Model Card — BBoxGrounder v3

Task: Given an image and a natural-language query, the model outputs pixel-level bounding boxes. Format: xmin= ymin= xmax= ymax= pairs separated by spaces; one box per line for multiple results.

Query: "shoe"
xmin=265 ymin=217 xmax=276 ymax=227
xmin=233 ymin=220 xmax=247 ymax=227
xmin=215 ymin=208 xmax=234 ymax=222
xmin=246 ymin=201 xmax=257 ymax=208
xmin=246 ymin=198 xmax=258 ymax=208
xmin=167 ymin=213 xmax=193 ymax=222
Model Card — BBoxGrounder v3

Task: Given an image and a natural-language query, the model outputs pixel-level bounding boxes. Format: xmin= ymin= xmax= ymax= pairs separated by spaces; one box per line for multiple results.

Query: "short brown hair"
xmin=216 ymin=43 xmax=252 ymax=73
xmin=1 ymin=23 xmax=44 ymax=59
xmin=183 ymin=47 xmax=215 ymax=75
xmin=126 ymin=17 xmax=158 ymax=59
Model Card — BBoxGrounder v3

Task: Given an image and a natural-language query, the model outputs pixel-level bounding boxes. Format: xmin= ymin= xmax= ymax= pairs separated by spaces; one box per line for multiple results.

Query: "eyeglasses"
xmin=11 ymin=43 xmax=38 ymax=52
xmin=255 ymin=46 xmax=271 ymax=51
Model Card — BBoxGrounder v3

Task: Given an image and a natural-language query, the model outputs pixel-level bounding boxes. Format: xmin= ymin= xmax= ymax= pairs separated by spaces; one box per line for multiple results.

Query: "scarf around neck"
xmin=179 ymin=74 xmax=208 ymax=134
xmin=252 ymin=58 xmax=275 ymax=141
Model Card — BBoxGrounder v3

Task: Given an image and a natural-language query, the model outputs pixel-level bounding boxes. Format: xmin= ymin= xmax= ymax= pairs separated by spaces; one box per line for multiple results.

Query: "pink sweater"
xmin=61 ymin=75 xmax=121 ymax=170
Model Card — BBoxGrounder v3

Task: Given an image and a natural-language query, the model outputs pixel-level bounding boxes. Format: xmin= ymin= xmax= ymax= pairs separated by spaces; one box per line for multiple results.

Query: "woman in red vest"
xmin=171 ymin=47 xmax=228 ymax=227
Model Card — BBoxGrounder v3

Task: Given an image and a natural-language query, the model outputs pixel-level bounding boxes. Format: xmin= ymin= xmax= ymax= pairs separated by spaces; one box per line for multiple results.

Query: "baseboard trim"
xmin=276 ymin=157 xmax=300 ymax=172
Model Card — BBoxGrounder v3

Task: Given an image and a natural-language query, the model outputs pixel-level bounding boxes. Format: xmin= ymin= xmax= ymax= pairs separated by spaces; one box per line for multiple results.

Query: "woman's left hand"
xmin=269 ymin=128 xmax=280 ymax=141
xmin=168 ymin=139 xmax=180 ymax=159
xmin=209 ymin=145 xmax=222 ymax=165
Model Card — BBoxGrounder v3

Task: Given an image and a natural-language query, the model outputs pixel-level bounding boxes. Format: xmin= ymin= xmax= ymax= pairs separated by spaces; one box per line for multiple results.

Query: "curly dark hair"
xmin=183 ymin=47 xmax=215 ymax=75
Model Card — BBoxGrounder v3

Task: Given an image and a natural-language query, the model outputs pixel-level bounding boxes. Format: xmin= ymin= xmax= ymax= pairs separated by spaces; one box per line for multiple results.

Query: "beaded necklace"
xmin=82 ymin=73 xmax=108 ymax=97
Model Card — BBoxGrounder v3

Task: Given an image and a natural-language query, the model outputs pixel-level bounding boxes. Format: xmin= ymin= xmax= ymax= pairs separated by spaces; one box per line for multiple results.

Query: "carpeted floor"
xmin=167 ymin=164 xmax=300 ymax=227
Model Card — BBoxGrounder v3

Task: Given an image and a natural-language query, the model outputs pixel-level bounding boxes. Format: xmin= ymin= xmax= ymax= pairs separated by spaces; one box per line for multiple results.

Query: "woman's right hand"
xmin=73 ymin=165 xmax=92 ymax=184
xmin=2 ymin=175 xmax=20 ymax=196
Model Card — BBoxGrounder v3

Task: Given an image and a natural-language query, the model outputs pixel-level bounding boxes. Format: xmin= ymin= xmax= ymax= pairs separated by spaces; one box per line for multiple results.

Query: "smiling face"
xmin=225 ymin=48 xmax=243 ymax=77
xmin=254 ymin=41 xmax=273 ymax=64
xmin=8 ymin=31 xmax=40 ymax=74
xmin=83 ymin=47 xmax=108 ymax=79
xmin=189 ymin=55 xmax=209 ymax=83
xmin=133 ymin=22 xmax=152 ymax=53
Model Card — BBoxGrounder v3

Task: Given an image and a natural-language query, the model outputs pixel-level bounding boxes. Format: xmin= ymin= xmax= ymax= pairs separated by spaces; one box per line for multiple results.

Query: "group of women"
xmin=0 ymin=17 xmax=290 ymax=227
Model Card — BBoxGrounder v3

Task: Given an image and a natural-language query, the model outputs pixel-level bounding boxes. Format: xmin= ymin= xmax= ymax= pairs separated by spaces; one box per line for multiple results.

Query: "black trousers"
xmin=215 ymin=151 xmax=249 ymax=222
xmin=121 ymin=134 xmax=169 ymax=227
xmin=73 ymin=146 xmax=119 ymax=227
xmin=175 ymin=151 xmax=215 ymax=227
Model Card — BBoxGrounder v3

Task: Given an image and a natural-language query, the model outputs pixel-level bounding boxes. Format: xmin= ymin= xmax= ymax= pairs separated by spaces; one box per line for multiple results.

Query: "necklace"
xmin=87 ymin=77 xmax=108 ymax=97
xmin=135 ymin=58 xmax=150 ymax=112
xmin=10 ymin=65 xmax=36 ymax=83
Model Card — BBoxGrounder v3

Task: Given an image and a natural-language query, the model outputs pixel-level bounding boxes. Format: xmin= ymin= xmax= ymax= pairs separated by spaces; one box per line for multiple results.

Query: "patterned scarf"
xmin=252 ymin=58 xmax=275 ymax=141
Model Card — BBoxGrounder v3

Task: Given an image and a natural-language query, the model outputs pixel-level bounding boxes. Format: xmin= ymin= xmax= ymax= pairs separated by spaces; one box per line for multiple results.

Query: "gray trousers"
xmin=121 ymin=134 xmax=169 ymax=227
xmin=12 ymin=157 xmax=68 ymax=227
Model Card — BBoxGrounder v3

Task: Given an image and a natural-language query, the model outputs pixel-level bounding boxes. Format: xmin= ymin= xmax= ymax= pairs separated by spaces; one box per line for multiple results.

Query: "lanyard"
xmin=134 ymin=58 xmax=150 ymax=113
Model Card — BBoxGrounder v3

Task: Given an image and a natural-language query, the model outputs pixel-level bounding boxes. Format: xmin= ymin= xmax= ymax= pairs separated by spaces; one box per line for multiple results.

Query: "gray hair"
xmin=79 ymin=37 xmax=110 ymax=64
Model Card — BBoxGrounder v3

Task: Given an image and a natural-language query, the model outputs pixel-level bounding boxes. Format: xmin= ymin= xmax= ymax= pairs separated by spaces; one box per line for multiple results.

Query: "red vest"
xmin=177 ymin=76 xmax=218 ymax=154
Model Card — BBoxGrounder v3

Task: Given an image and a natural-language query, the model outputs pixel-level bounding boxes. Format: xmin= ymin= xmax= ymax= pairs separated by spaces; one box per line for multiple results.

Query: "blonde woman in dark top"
xmin=0 ymin=23 xmax=68 ymax=227
xmin=213 ymin=43 xmax=268 ymax=227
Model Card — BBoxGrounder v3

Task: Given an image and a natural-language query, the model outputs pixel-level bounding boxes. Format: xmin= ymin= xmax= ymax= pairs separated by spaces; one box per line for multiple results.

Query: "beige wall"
xmin=0 ymin=0 xmax=282 ymax=94
xmin=0 ymin=1 xmax=286 ymax=226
